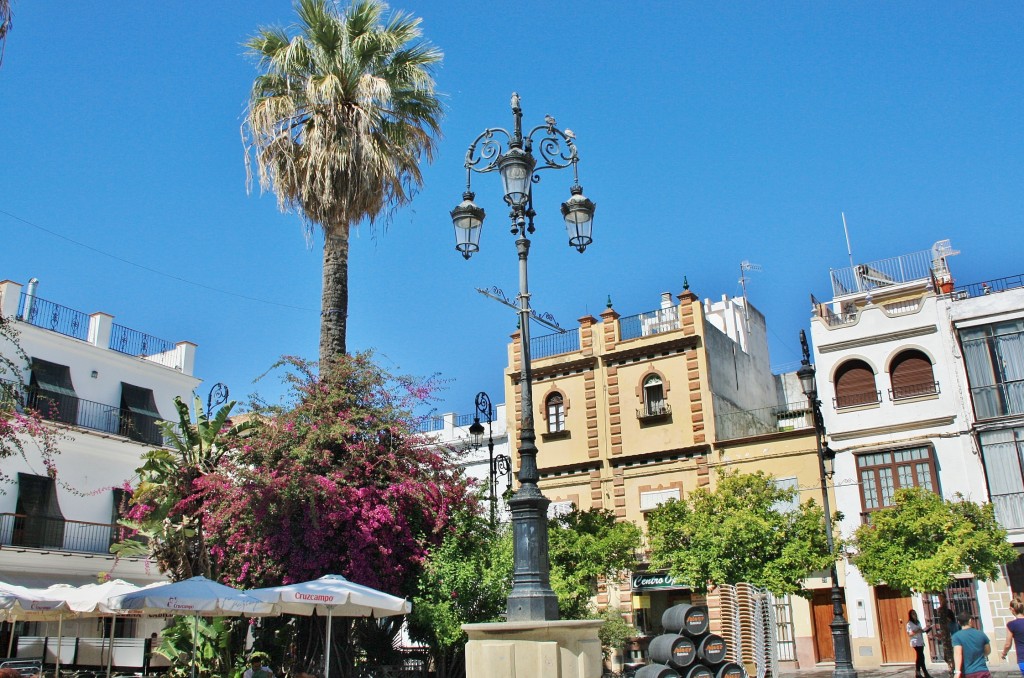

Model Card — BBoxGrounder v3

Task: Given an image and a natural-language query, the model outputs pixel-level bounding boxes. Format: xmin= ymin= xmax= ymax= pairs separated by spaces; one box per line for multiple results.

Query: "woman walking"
xmin=1000 ymin=599 xmax=1024 ymax=675
xmin=908 ymin=609 xmax=934 ymax=678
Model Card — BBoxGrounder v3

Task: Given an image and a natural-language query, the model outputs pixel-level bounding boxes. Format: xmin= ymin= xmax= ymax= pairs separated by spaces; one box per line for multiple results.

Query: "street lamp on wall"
xmin=468 ymin=392 xmax=512 ymax=527
xmin=451 ymin=93 xmax=596 ymax=622
xmin=799 ymin=329 xmax=858 ymax=678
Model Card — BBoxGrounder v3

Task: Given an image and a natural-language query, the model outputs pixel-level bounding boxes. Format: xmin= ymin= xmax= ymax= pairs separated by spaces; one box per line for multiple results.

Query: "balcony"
xmin=0 ymin=512 xmax=131 ymax=555
xmin=889 ymin=381 xmax=940 ymax=401
xmin=2 ymin=379 xmax=171 ymax=447
xmin=714 ymin=402 xmax=814 ymax=441
xmin=637 ymin=402 xmax=672 ymax=422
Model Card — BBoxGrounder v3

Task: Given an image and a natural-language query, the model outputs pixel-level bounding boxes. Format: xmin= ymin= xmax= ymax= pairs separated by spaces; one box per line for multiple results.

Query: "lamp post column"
xmin=800 ymin=330 xmax=858 ymax=678
xmin=506 ymin=234 xmax=559 ymax=621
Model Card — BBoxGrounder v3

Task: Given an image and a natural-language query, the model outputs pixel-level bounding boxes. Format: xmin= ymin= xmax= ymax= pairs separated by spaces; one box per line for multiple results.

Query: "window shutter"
xmin=891 ymin=351 xmax=935 ymax=398
xmin=835 ymin=361 xmax=877 ymax=407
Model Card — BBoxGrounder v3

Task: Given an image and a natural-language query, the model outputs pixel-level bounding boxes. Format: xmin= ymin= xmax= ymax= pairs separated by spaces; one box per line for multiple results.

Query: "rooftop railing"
xmin=109 ymin=324 xmax=178 ymax=365
xmin=952 ymin=273 xmax=1024 ymax=301
xmin=530 ymin=329 xmax=580 ymax=359
xmin=619 ymin=307 xmax=680 ymax=341
xmin=830 ymin=249 xmax=935 ymax=298
xmin=17 ymin=293 xmax=90 ymax=341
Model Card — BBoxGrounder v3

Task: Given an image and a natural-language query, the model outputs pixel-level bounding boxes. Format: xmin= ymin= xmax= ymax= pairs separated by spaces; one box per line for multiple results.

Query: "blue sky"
xmin=1 ymin=2 xmax=1022 ymax=420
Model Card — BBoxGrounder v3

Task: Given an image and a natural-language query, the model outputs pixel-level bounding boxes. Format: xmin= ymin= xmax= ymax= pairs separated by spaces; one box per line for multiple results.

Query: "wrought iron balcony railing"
xmin=889 ymin=381 xmax=940 ymax=401
xmin=833 ymin=390 xmax=882 ymax=409
xmin=637 ymin=403 xmax=672 ymax=421
xmin=0 ymin=512 xmax=133 ymax=554
xmin=952 ymin=273 xmax=1024 ymax=300
xmin=2 ymin=378 xmax=172 ymax=447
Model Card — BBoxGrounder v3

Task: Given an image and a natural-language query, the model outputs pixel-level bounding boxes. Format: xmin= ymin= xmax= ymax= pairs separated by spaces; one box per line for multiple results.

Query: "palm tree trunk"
xmin=320 ymin=228 xmax=350 ymax=368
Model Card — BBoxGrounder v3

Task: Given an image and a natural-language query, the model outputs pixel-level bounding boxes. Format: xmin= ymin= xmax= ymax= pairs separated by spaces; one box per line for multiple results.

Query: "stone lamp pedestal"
xmin=464 ymin=619 xmax=604 ymax=678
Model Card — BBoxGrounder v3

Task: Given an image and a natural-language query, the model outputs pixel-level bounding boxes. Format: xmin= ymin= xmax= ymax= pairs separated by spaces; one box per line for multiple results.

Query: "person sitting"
xmin=243 ymin=654 xmax=274 ymax=678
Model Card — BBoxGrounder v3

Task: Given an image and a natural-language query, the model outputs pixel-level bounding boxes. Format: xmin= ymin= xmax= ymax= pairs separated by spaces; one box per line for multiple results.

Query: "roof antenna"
xmin=842 ymin=212 xmax=860 ymax=292
xmin=739 ymin=260 xmax=762 ymax=332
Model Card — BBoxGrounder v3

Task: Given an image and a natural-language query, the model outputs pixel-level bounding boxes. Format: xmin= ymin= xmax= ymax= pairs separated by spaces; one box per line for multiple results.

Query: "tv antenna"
xmin=739 ymin=260 xmax=762 ymax=330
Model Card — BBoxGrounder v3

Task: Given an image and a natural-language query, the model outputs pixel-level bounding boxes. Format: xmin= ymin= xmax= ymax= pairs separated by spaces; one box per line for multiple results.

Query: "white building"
xmin=808 ymin=241 xmax=1022 ymax=668
xmin=0 ymin=277 xmax=200 ymax=659
xmin=417 ymin=399 xmax=514 ymax=522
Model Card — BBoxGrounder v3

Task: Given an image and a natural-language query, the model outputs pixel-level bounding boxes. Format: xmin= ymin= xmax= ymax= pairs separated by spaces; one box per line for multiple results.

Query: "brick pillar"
xmin=612 ymin=467 xmax=626 ymax=519
xmin=607 ymin=365 xmax=623 ymax=456
xmin=578 ymin=314 xmax=597 ymax=357
xmin=600 ymin=306 xmax=620 ymax=352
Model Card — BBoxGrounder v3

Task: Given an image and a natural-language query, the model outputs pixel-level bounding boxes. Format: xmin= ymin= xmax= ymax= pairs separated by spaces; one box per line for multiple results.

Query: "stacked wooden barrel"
xmin=636 ymin=604 xmax=746 ymax=678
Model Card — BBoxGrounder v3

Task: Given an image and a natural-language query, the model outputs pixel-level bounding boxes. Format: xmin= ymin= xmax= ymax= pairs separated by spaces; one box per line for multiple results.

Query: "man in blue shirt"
xmin=953 ymin=610 xmax=991 ymax=678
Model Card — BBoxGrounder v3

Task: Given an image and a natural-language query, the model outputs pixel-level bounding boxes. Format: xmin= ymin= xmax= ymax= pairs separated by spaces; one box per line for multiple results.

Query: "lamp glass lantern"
xmin=468 ymin=416 xmax=485 ymax=450
xmin=822 ymin=445 xmax=837 ymax=478
xmin=797 ymin=362 xmax=817 ymax=400
xmin=497 ymin=147 xmax=536 ymax=208
xmin=560 ymin=184 xmax=596 ymax=253
xmin=451 ymin=192 xmax=485 ymax=259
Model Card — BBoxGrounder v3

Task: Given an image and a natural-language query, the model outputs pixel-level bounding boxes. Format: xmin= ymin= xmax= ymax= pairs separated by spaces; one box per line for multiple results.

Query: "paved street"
xmin=779 ymin=666 xmax=1022 ymax=678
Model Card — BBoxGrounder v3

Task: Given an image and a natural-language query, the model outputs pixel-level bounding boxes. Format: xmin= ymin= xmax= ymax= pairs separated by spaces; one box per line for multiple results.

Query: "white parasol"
xmin=247 ymin=575 xmax=411 ymax=678
xmin=107 ymin=576 xmax=276 ymax=678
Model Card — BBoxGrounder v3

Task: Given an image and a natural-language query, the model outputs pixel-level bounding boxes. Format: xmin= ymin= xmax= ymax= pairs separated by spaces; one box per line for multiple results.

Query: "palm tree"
xmin=244 ymin=0 xmax=443 ymax=370
xmin=0 ymin=0 xmax=12 ymax=66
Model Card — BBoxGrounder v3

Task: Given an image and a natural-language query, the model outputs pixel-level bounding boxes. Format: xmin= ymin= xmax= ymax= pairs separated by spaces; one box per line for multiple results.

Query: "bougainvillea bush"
xmin=194 ymin=353 xmax=475 ymax=595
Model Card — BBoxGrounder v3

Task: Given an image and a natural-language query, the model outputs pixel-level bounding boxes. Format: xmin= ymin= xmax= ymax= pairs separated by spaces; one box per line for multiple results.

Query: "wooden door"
xmin=877 ymin=586 xmax=916 ymax=664
xmin=812 ymin=589 xmax=848 ymax=662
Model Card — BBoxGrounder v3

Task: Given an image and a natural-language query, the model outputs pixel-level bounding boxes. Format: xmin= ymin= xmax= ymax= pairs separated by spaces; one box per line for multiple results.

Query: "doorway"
xmin=876 ymin=585 xmax=916 ymax=664
xmin=812 ymin=589 xmax=847 ymax=663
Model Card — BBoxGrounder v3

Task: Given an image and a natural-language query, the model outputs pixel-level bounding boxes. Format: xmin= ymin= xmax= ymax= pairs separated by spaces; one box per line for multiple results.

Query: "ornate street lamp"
xmin=467 ymin=392 xmax=512 ymax=528
xmin=451 ymin=93 xmax=596 ymax=622
xmin=799 ymin=330 xmax=858 ymax=678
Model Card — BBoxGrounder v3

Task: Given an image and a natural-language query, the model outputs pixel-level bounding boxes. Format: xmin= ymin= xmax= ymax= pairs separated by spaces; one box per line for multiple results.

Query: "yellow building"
xmin=503 ymin=283 xmax=837 ymax=669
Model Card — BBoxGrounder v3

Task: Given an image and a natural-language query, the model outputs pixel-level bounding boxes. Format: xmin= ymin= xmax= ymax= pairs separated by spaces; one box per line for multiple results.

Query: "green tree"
xmin=549 ymin=508 xmax=643 ymax=619
xmin=244 ymin=0 xmax=443 ymax=366
xmin=851 ymin=487 xmax=1017 ymax=593
xmin=647 ymin=470 xmax=834 ymax=595
xmin=113 ymin=395 xmax=253 ymax=581
xmin=409 ymin=510 xmax=511 ymax=678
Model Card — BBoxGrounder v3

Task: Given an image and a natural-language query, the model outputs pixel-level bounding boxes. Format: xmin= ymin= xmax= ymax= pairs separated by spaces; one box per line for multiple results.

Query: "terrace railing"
xmin=830 ymin=249 xmax=935 ymax=297
xmin=530 ymin=329 xmax=580 ymax=360
xmin=952 ymin=273 xmax=1024 ymax=301
xmin=714 ymin=402 xmax=813 ymax=441
xmin=109 ymin=324 xmax=178 ymax=366
xmin=619 ymin=307 xmax=680 ymax=341
xmin=17 ymin=293 xmax=90 ymax=341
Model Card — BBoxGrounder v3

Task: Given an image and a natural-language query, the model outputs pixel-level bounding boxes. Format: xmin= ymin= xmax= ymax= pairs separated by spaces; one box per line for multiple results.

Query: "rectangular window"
xmin=856 ymin=446 xmax=938 ymax=519
xmin=640 ymin=488 xmax=680 ymax=512
xmin=119 ymin=383 xmax=163 ymax=445
xmin=772 ymin=477 xmax=800 ymax=513
xmin=960 ymin=320 xmax=1024 ymax=419
xmin=547 ymin=500 xmax=574 ymax=519
xmin=13 ymin=473 xmax=65 ymax=548
xmin=28 ymin=358 xmax=78 ymax=425
xmin=978 ymin=427 xmax=1024 ymax=532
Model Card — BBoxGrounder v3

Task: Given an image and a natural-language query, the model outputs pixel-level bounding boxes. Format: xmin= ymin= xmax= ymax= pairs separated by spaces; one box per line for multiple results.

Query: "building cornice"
xmin=818 ymin=325 xmax=938 ymax=353
xmin=828 ymin=415 xmax=957 ymax=441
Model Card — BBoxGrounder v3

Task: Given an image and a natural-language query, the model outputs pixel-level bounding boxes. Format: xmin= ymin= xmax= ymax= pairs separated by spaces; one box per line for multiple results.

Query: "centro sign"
xmin=632 ymin=573 xmax=680 ymax=590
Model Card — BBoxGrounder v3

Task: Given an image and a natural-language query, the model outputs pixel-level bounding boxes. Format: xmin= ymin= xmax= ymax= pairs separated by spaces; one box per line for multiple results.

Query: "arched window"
xmin=546 ymin=393 xmax=565 ymax=432
xmin=889 ymin=350 xmax=937 ymax=400
xmin=834 ymin=360 xmax=879 ymax=408
xmin=643 ymin=375 xmax=667 ymax=416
